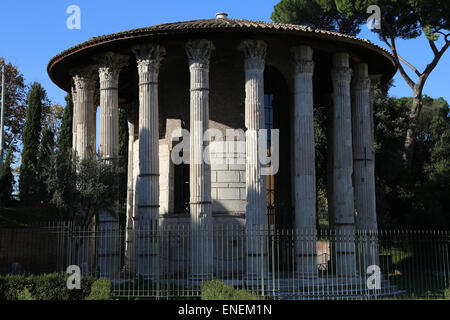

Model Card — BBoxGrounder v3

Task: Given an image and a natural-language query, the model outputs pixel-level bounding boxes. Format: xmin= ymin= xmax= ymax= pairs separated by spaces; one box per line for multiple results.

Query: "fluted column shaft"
xmin=292 ymin=45 xmax=318 ymax=278
xmin=352 ymin=64 xmax=377 ymax=232
xmin=240 ymin=40 xmax=267 ymax=228
xmin=71 ymin=67 xmax=96 ymax=160
xmin=186 ymin=39 xmax=214 ymax=280
xmin=331 ymin=53 xmax=357 ymax=278
xmin=98 ymin=53 xmax=128 ymax=163
xmin=353 ymin=68 xmax=380 ymax=274
xmin=133 ymin=45 xmax=164 ymax=225
xmin=132 ymin=44 xmax=165 ymax=279
xmin=96 ymin=52 xmax=128 ymax=278
xmin=240 ymin=40 xmax=268 ymax=280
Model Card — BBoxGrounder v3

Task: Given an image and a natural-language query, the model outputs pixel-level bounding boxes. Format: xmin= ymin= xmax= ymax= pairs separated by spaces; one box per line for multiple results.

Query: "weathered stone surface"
xmin=186 ymin=39 xmax=214 ymax=279
xmin=331 ymin=52 xmax=357 ymax=278
xmin=292 ymin=45 xmax=318 ymax=278
xmin=239 ymin=39 xmax=268 ymax=279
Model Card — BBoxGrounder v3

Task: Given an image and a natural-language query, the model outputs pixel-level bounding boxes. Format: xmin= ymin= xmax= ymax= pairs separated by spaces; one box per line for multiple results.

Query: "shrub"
xmin=201 ymin=280 xmax=263 ymax=300
xmin=31 ymin=273 xmax=69 ymax=300
xmin=85 ymin=278 xmax=111 ymax=300
xmin=232 ymin=289 xmax=263 ymax=300
xmin=0 ymin=272 xmax=97 ymax=300
xmin=17 ymin=288 xmax=35 ymax=300
xmin=201 ymin=280 xmax=235 ymax=300
xmin=0 ymin=274 xmax=30 ymax=300
xmin=444 ymin=288 xmax=450 ymax=300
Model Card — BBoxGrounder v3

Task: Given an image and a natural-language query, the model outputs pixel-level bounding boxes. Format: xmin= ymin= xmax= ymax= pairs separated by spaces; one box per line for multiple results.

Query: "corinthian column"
xmin=132 ymin=44 xmax=165 ymax=279
xmin=239 ymin=40 xmax=268 ymax=280
xmin=96 ymin=52 xmax=128 ymax=278
xmin=331 ymin=52 xmax=357 ymax=278
xmin=98 ymin=52 xmax=128 ymax=163
xmin=185 ymin=39 xmax=214 ymax=281
xmin=291 ymin=45 xmax=318 ymax=279
xmin=352 ymin=64 xmax=377 ymax=232
xmin=352 ymin=66 xmax=379 ymax=274
xmin=71 ymin=66 xmax=97 ymax=160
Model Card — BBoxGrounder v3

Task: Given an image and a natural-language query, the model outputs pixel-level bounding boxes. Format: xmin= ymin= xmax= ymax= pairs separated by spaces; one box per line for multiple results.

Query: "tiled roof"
xmin=48 ymin=18 xmax=396 ymax=90
xmin=49 ymin=18 xmax=393 ymax=65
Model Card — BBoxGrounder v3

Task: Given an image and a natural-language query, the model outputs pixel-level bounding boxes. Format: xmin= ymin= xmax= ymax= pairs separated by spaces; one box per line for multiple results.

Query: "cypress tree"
xmin=53 ymin=93 xmax=74 ymax=214
xmin=19 ymin=82 xmax=46 ymax=204
xmin=37 ymin=127 xmax=55 ymax=204
xmin=0 ymin=148 xmax=15 ymax=206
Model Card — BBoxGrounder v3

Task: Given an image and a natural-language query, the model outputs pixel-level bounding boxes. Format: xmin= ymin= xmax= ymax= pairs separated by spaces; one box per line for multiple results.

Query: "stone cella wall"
xmin=210 ymin=140 xmax=247 ymax=215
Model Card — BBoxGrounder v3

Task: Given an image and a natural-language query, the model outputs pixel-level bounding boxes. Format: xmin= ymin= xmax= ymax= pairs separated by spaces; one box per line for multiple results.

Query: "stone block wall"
xmin=209 ymin=140 xmax=247 ymax=214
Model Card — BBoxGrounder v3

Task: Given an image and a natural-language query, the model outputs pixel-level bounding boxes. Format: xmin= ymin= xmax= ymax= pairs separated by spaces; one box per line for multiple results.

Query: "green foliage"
xmin=0 ymin=148 xmax=15 ymax=206
xmin=53 ymin=94 xmax=74 ymax=219
xmin=17 ymin=288 xmax=35 ymax=300
xmin=231 ymin=289 xmax=264 ymax=300
xmin=49 ymin=151 xmax=125 ymax=225
xmin=373 ymin=92 xmax=450 ymax=228
xmin=0 ymin=272 xmax=97 ymax=300
xmin=271 ymin=0 xmax=364 ymax=35
xmin=0 ymin=274 xmax=30 ymax=300
xmin=85 ymin=278 xmax=112 ymax=300
xmin=19 ymin=82 xmax=47 ymax=204
xmin=0 ymin=57 xmax=28 ymax=153
xmin=201 ymin=280 xmax=263 ymax=300
xmin=37 ymin=127 xmax=56 ymax=204
xmin=201 ymin=280 xmax=235 ymax=300
xmin=444 ymin=288 xmax=450 ymax=300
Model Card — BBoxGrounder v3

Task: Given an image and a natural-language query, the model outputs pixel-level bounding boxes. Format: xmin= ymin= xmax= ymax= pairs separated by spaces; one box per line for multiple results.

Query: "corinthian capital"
xmin=132 ymin=43 xmax=166 ymax=75
xmin=185 ymin=39 xmax=215 ymax=69
xmin=331 ymin=66 xmax=352 ymax=84
xmin=291 ymin=46 xmax=315 ymax=74
xmin=95 ymin=52 xmax=129 ymax=87
xmin=352 ymin=77 xmax=371 ymax=92
xmin=70 ymin=65 xmax=97 ymax=92
xmin=238 ymin=40 xmax=267 ymax=71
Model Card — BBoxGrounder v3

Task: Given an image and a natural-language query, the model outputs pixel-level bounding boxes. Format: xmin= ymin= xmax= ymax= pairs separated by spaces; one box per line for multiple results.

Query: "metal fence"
xmin=1 ymin=222 xmax=449 ymax=300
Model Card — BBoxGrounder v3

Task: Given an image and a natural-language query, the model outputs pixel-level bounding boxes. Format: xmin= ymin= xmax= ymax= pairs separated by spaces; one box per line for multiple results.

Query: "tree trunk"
xmin=403 ymin=93 xmax=422 ymax=167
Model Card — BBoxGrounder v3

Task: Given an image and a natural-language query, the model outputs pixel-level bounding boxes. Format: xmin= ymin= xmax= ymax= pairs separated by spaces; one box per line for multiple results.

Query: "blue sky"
xmin=0 ymin=0 xmax=449 ymax=107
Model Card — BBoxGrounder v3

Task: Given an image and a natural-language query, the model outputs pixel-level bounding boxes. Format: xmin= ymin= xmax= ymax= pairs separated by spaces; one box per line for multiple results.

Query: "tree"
xmin=271 ymin=0 xmax=365 ymax=36
xmin=337 ymin=0 xmax=450 ymax=166
xmin=54 ymin=94 xmax=74 ymax=215
xmin=42 ymin=104 xmax=64 ymax=137
xmin=49 ymin=152 xmax=124 ymax=226
xmin=19 ymin=82 xmax=47 ymax=204
xmin=0 ymin=148 xmax=15 ymax=206
xmin=37 ymin=127 xmax=56 ymax=204
xmin=272 ymin=0 xmax=450 ymax=167
xmin=0 ymin=58 xmax=28 ymax=154
xmin=372 ymin=93 xmax=450 ymax=228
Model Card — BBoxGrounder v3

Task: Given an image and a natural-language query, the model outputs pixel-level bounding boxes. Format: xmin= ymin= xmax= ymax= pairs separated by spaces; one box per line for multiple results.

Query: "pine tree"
xmin=19 ymin=82 xmax=46 ymax=204
xmin=0 ymin=148 xmax=15 ymax=206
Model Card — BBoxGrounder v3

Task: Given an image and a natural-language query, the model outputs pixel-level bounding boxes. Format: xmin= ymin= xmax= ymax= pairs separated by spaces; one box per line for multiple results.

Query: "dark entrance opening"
xmin=264 ymin=65 xmax=293 ymax=230
xmin=264 ymin=65 xmax=294 ymax=273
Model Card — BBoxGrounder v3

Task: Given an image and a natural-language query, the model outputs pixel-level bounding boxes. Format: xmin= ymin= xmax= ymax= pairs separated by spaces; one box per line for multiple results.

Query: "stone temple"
xmin=47 ymin=13 xmax=396 ymax=286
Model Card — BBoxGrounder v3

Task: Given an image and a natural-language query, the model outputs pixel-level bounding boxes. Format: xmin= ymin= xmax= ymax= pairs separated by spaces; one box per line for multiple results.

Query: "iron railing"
xmin=0 ymin=222 xmax=449 ymax=300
